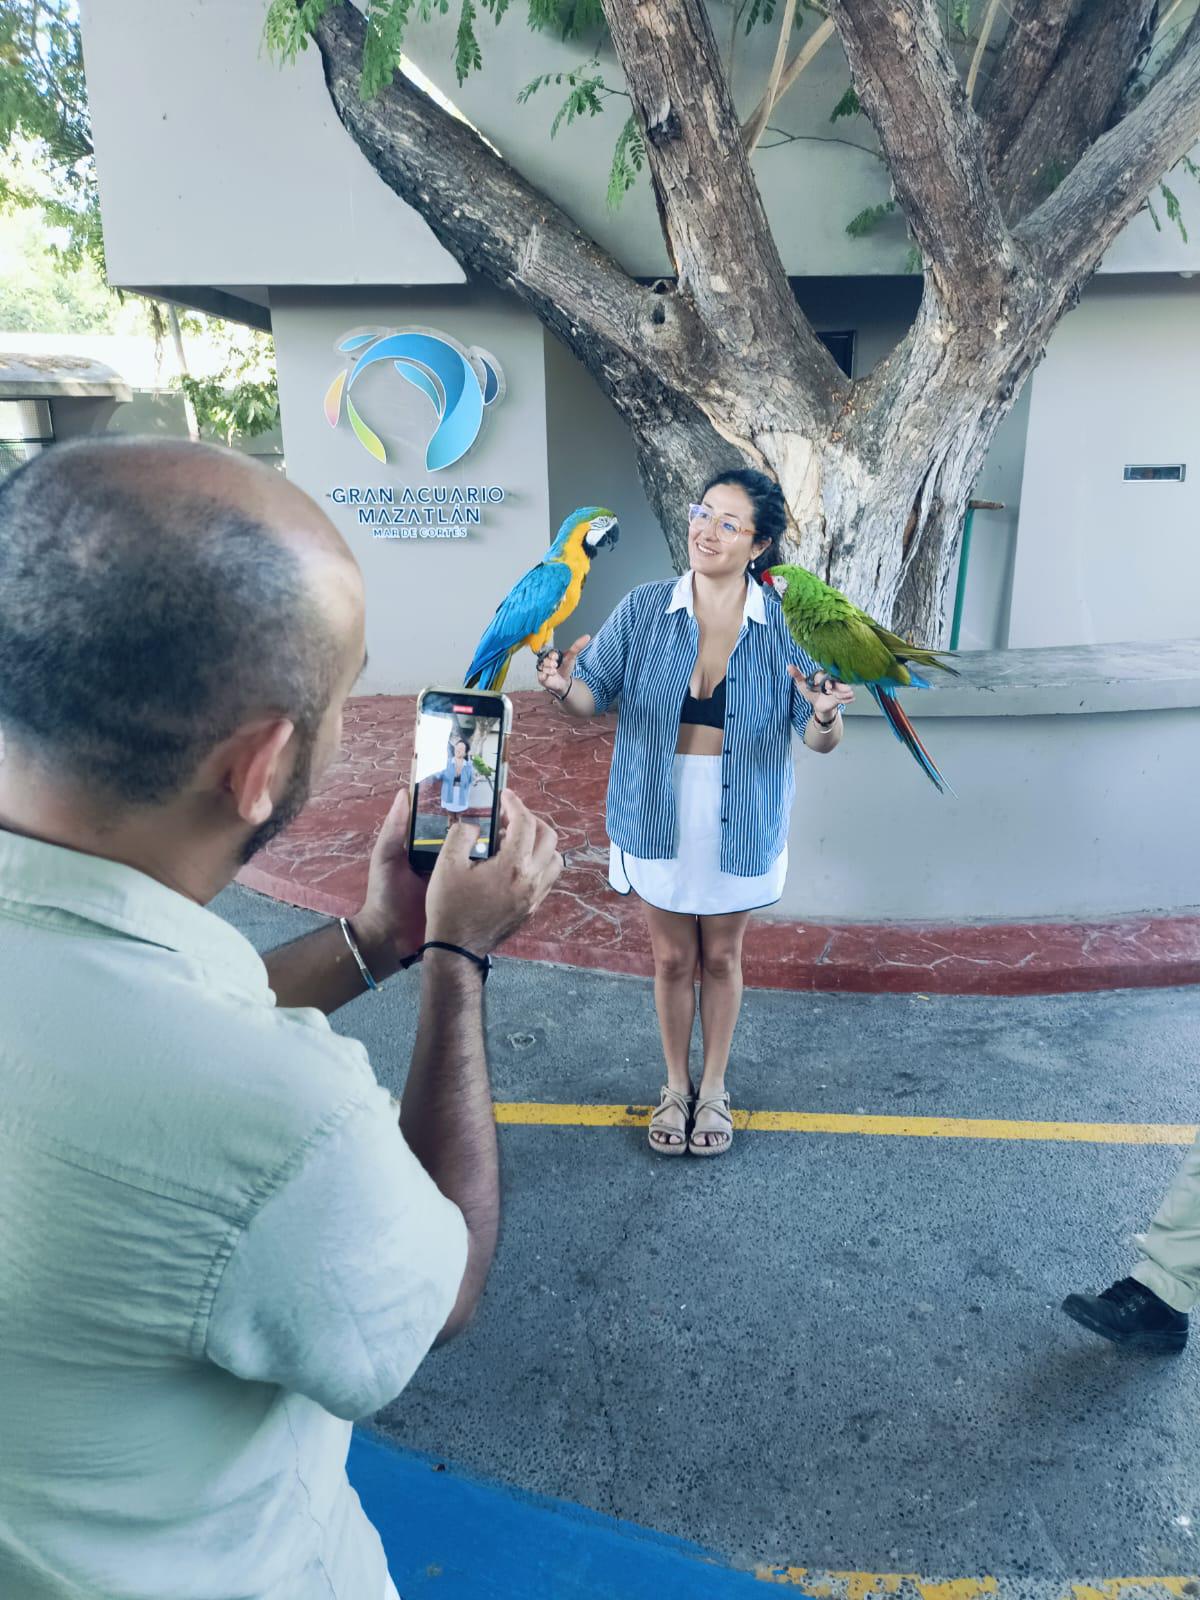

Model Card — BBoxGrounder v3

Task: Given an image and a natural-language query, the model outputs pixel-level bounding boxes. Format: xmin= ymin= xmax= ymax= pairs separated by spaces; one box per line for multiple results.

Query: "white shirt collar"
xmin=666 ymin=570 xmax=767 ymax=625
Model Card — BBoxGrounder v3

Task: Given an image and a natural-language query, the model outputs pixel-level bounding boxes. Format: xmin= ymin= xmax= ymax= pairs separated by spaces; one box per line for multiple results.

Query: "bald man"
xmin=0 ymin=439 xmax=561 ymax=1600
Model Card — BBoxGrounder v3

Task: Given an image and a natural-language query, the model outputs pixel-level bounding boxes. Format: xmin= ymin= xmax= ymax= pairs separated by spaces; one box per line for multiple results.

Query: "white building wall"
xmin=78 ymin=0 xmax=461 ymax=290
xmin=271 ymin=287 xmax=552 ymax=694
xmin=1008 ymin=277 xmax=1200 ymax=648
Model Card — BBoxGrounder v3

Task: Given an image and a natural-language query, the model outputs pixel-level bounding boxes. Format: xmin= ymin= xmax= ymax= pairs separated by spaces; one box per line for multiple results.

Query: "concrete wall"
xmin=1008 ymin=277 xmax=1200 ymax=648
xmin=78 ymin=0 xmax=460 ymax=290
xmin=774 ymin=641 xmax=1200 ymax=921
xmin=271 ymin=287 xmax=552 ymax=695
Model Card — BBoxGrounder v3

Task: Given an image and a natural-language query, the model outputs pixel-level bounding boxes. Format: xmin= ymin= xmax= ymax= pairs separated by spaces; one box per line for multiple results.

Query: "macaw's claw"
xmin=535 ymin=647 xmax=559 ymax=670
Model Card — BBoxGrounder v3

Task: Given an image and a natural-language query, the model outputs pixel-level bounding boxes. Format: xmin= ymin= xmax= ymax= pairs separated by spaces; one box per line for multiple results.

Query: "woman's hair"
xmin=700 ymin=467 xmax=786 ymax=581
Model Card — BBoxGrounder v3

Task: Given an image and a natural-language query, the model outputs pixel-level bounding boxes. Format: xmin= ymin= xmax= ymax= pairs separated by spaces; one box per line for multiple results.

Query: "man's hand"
xmin=425 ymin=791 xmax=562 ymax=957
xmin=353 ymin=788 xmax=428 ymax=969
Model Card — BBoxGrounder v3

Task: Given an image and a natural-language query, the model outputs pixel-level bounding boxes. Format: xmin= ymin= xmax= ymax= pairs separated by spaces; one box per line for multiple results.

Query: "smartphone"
xmin=407 ymin=686 xmax=513 ymax=874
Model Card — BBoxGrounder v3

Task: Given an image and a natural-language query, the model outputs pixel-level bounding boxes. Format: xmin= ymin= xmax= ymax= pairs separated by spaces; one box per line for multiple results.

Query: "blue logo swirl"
xmin=324 ymin=328 xmax=504 ymax=472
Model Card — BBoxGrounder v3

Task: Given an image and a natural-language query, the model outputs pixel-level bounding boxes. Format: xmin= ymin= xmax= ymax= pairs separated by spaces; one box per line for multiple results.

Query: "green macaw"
xmin=762 ymin=564 xmax=959 ymax=794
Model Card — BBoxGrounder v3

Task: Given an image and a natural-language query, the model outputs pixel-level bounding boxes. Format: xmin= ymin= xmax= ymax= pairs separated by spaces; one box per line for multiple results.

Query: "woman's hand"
xmin=537 ymin=635 xmax=590 ymax=700
xmin=787 ymin=664 xmax=856 ymax=723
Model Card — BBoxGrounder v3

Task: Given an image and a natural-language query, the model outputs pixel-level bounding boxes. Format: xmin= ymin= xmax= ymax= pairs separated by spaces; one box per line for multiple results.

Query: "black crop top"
xmin=679 ymin=675 xmax=727 ymax=730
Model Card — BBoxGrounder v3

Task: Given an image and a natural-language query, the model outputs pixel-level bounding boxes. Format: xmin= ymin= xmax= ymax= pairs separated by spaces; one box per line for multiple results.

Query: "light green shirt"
xmin=0 ymin=829 xmax=467 ymax=1600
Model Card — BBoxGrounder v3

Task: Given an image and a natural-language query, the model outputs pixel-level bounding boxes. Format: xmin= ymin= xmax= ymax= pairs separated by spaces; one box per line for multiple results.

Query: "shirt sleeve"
xmin=205 ymin=1085 xmax=468 ymax=1421
xmin=572 ymin=588 xmax=639 ymax=712
xmin=788 ymin=638 xmax=818 ymax=738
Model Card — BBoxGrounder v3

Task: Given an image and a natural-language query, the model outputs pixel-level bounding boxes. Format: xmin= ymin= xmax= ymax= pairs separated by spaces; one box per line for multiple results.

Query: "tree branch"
xmin=308 ymin=2 xmax=699 ymax=403
xmin=742 ymin=15 xmax=836 ymax=150
xmin=1018 ymin=9 xmax=1200 ymax=284
xmin=988 ymin=0 xmax=1156 ymax=222
xmin=742 ymin=0 xmax=798 ymax=154
xmin=975 ymin=0 xmax=1075 ymax=170
xmin=965 ymin=0 xmax=1002 ymax=103
xmin=824 ymin=0 xmax=1015 ymax=307
xmin=599 ymin=0 xmax=844 ymax=421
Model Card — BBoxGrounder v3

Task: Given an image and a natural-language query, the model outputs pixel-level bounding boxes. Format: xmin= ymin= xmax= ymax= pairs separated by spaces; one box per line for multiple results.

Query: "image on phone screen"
xmin=412 ymin=694 xmax=504 ymax=863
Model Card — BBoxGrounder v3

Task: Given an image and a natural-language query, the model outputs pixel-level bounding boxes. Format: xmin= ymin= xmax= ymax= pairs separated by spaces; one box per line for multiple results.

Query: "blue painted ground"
xmin=347 ymin=1430 xmax=784 ymax=1598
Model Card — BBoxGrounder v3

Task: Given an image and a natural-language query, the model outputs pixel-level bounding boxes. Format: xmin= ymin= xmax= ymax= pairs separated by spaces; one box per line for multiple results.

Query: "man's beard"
xmin=239 ymin=731 xmax=316 ymax=866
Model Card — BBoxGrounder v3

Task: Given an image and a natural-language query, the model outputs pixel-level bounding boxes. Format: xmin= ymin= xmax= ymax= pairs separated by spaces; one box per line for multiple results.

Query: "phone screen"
xmin=410 ymin=689 xmax=507 ymax=870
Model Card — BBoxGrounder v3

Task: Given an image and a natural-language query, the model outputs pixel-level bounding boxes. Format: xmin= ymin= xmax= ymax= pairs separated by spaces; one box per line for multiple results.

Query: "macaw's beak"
xmin=590 ymin=515 xmax=620 ymax=552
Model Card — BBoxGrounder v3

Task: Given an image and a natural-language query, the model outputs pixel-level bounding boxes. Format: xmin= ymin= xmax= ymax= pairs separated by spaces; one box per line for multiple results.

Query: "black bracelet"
xmin=419 ymin=940 xmax=492 ymax=981
xmin=551 ymin=679 xmax=574 ymax=704
xmin=813 ymin=711 xmax=838 ymax=729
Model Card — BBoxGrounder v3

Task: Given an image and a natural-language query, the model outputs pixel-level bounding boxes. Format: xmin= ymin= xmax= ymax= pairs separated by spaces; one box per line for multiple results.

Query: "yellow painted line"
xmin=492 ymin=1102 xmax=1196 ymax=1146
xmin=754 ymin=1570 xmax=1199 ymax=1598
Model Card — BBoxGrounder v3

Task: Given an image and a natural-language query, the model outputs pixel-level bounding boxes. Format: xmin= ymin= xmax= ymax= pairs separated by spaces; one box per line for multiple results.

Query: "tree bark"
xmin=990 ymin=0 xmax=1157 ymax=221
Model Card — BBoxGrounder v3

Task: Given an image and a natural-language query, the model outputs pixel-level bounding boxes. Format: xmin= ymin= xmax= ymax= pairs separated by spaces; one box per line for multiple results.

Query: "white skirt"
xmin=608 ymin=754 xmax=787 ymax=916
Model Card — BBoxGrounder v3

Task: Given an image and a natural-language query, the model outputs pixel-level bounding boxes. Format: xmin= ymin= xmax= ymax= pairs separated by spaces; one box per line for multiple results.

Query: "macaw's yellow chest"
xmin=525 ymin=553 xmax=588 ymax=652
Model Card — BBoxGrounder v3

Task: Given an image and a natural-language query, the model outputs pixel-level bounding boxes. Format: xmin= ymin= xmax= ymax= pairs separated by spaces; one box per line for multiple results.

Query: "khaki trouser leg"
xmin=1130 ymin=1131 xmax=1200 ymax=1314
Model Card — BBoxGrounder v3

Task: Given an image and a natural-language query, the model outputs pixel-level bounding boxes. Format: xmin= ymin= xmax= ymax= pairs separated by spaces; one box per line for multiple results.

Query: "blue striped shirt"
xmin=573 ymin=573 xmax=827 ymax=877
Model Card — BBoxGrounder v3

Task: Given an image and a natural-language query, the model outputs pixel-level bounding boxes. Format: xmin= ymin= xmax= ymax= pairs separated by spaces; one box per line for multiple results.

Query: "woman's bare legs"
xmin=692 ymin=910 xmax=752 ymax=1148
xmin=642 ymin=902 xmax=701 ymax=1150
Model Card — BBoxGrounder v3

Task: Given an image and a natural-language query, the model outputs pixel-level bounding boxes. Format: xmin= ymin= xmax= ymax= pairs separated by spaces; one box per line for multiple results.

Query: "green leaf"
xmin=845 ymin=200 xmax=896 ymax=238
xmin=1161 ymin=181 xmax=1188 ymax=244
xmin=830 ymin=85 xmax=861 ymax=122
xmin=606 ymin=113 xmax=646 ymax=209
xmin=904 ymin=246 xmax=923 ymax=275
xmin=950 ymin=0 xmax=970 ymax=37
xmin=526 ymin=0 xmax=606 ymax=39
xmin=1144 ymin=197 xmax=1162 ymax=233
xmin=360 ymin=0 xmax=415 ymax=100
xmin=263 ymin=0 xmax=336 ymax=64
xmin=454 ymin=0 xmax=483 ymax=82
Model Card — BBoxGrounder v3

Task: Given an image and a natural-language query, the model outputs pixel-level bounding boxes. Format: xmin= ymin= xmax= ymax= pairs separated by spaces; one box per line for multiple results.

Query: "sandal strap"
xmin=692 ymin=1092 xmax=732 ymax=1127
xmin=650 ymin=1086 xmax=694 ymax=1120
xmin=648 ymin=1085 xmax=693 ymax=1142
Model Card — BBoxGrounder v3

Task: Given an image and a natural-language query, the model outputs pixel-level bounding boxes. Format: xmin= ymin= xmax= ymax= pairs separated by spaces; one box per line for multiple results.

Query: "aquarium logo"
xmin=323 ymin=327 xmax=505 ymax=472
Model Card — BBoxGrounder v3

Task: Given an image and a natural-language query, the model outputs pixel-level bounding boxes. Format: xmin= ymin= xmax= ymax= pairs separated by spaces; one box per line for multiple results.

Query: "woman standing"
xmin=538 ymin=470 xmax=853 ymax=1158
xmin=440 ymin=737 xmax=474 ymax=815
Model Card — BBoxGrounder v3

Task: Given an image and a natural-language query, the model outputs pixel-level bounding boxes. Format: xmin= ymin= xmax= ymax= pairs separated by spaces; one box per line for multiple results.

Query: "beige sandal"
xmin=648 ymin=1085 xmax=693 ymax=1155
xmin=688 ymin=1091 xmax=733 ymax=1157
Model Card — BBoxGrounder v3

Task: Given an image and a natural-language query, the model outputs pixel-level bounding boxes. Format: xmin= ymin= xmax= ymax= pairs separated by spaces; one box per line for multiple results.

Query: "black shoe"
xmin=1061 ymin=1276 xmax=1188 ymax=1354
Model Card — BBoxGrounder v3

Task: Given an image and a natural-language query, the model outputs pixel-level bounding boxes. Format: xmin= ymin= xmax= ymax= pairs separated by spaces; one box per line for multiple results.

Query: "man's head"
xmin=0 ymin=438 xmax=365 ymax=894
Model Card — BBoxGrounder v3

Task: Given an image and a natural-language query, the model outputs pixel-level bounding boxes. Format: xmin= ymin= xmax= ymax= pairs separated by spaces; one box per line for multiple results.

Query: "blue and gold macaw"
xmin=464 ymin=506 xmax=620 ymax=689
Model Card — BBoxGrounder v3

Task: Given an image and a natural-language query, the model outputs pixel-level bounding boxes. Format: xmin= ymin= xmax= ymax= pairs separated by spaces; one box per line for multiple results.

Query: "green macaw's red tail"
xmin=868 ymin=684 xmax=955 ymax=796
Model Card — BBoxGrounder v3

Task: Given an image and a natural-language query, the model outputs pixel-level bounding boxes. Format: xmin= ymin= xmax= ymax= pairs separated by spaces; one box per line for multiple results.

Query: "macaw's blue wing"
xmin=465 ymin=560 xmax=574 ymax=689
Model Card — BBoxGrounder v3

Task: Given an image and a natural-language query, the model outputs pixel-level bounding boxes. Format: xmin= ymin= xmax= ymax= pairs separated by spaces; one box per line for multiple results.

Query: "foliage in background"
xmin=0 ymin=0 xmax=280 ymax=446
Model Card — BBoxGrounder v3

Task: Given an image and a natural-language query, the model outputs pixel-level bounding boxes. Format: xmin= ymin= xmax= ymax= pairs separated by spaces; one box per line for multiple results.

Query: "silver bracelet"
xmin=339 ymin=916 xmax=379 ymax=992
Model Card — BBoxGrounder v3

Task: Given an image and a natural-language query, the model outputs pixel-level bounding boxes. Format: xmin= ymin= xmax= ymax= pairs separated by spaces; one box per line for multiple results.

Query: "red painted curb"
xmin=235 ymin=693 xmax=1200 ymax=996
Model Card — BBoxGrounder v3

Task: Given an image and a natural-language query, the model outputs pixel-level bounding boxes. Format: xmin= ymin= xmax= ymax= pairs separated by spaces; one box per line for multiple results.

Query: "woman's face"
xmin=453 ymin=739 xmax=468 ymax=758
xmin=688 ymin=482 xmax=770 ymax=579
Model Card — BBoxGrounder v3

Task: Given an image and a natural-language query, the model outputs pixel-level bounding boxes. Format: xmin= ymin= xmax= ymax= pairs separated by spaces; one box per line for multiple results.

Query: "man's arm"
xmin=263 ymin=788 xmax=427 ymax=1015
xmin=409 ymin=798 xmax=561 ymax=1340
xmin=263 ymin=918 xmax=415 ymax=1015
xmin=399 ymin=948 xmax=496 ymax=1342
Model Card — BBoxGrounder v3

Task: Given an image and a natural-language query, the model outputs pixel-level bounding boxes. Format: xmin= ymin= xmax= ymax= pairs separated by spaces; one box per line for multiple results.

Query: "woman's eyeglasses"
xmin=688 ymin=503 xmax=751 ymax=542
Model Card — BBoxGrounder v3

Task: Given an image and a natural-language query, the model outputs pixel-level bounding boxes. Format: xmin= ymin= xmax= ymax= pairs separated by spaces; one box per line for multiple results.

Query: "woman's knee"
xmin=699 ymin=943 xmax=743 ymax=981
xmin=655 ymin=943 xmax=699 ymax=984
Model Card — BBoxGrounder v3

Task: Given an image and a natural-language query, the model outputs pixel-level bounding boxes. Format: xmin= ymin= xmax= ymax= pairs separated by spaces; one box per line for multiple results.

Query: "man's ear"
xmin=223 ymin=719 xmax=296 ymax=826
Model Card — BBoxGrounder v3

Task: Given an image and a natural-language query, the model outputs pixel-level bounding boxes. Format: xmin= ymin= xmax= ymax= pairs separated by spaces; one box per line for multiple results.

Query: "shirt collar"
xmin=667 ymin=570 xmax=767 ymax=625
xmin=0 ymin=827 xmax=271 ymax=1005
